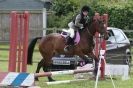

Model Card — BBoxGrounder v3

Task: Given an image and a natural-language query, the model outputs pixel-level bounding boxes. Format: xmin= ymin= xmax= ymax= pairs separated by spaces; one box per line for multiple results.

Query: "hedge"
xmin=48 ymin=1 xmax=133 ymax=31
xmin=93 ymin=4 xmax=133 ymax=30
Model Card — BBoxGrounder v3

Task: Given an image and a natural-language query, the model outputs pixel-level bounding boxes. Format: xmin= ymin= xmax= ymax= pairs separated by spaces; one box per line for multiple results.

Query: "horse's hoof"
xmin=89 ymin=76 xmax=96 ymax=80
xmin=49 ymin=79 xmax=56 ymax=82
xmin=35 ymin=77 xmax=39 ymax=81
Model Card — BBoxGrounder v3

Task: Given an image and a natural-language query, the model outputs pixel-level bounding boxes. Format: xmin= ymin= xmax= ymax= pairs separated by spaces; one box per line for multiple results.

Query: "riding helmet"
xmin=81 ymin=5 xmax=90 ymax=12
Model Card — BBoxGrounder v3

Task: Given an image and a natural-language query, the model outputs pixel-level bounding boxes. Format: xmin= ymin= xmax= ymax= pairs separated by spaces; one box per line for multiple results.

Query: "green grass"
xmin=0 ymin=45 xmax=133 ymax=88
xmin=35 ymin=75 xmax=133 ymax=88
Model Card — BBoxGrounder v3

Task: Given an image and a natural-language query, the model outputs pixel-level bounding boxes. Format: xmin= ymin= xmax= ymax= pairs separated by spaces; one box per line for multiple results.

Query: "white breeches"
xmin=62 ymin=22 xmax=75 ymax=38
xmin=68 ymin=22 xmax=75 ymax=38
xmin=68 ymin=28 xmax=75 ymax=38
xmin=62 ymin=28 xmax=75 ymax=38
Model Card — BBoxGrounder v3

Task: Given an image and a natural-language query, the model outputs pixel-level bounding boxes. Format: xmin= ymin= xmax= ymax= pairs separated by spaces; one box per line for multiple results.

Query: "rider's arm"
xmin=75 ymin=14 xmax=83 ymax=28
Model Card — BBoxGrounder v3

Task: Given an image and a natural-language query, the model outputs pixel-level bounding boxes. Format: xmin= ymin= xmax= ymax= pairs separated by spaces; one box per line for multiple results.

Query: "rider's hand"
xmin=80 ymin=24 xmax=84 ymax=29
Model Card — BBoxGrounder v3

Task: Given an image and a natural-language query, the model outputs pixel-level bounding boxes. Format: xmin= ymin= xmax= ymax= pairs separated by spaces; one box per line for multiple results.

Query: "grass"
xmin=35 ymin=75 xmax=133 ymax=88
xmin=0 ymin=45 xmax=133 ymax=88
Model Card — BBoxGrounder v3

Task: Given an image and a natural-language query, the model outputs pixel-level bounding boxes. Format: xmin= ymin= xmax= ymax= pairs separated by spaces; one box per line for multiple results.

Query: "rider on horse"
xmin=64 ymin=5 xmax=91 ymax=51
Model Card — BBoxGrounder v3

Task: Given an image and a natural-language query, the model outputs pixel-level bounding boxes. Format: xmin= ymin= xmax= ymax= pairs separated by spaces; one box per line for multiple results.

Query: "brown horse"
xmin=27 ymin=15 xmax=109 ymax=81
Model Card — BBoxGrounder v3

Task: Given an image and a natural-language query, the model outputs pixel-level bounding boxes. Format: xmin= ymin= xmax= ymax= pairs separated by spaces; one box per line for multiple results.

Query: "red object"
xmin=8 ymin=11 xmax=18 ymax=72
xmin=8 ymin=11 xmax=29 ymax=72
xmin=100 ymin=14 xmax=108 ymax=79
xmin=22 ymin=11 xmax=29 ymax=72
xmin=94 ymin=13 xmax=108 ymax=79
xmin=94 ymin=13 xmax=100 ymax=58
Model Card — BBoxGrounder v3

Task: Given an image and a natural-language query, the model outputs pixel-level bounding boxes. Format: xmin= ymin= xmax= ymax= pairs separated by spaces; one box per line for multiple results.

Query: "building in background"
xmin=0 ymin=0 xmax=52 ymax=41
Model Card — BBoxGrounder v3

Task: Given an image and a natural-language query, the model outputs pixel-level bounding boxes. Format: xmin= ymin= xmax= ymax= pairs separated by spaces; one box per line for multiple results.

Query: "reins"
xmin=86 ymin=19 xmax=98 ymax=37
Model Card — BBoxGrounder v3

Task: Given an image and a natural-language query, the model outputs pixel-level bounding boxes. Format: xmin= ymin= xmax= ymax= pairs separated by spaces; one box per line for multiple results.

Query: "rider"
xmin=64 ymin=5 xmax=91 ymax=51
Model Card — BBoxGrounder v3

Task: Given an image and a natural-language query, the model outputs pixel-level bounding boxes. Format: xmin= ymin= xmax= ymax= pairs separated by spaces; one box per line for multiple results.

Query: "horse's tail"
xmin=27 ymin=37 xmax=42 ymax=65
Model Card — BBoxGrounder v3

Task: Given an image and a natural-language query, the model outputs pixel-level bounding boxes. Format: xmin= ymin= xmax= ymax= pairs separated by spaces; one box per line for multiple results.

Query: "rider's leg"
xmin=64 ymin=28 xmax=75 ymax=51
xmin=66 ymin=28 xmax=75 ymax=44
xmin=69 ymin=28 xmax=75 ymax=38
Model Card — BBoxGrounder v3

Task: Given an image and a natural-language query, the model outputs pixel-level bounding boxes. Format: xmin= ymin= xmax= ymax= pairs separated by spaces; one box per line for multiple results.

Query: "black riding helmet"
xmin=81 ymin=5 xmax=90 ymax=12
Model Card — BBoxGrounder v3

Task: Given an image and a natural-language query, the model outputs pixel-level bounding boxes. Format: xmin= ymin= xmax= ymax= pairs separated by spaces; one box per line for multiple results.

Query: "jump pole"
xmin=35 ymin=69 xmax=94 ymax=77
xmin=46 ymin=79 xmax=88 ymax=85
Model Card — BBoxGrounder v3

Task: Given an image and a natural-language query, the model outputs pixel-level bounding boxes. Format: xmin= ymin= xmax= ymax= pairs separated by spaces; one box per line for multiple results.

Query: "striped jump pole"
xmin=35 ymin=69 xmax=94 ymax=77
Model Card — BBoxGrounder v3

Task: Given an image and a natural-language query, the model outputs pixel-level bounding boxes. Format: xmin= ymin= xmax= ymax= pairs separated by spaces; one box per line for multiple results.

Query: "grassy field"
xmin=0 ymin=45 xmax=133 ymax=88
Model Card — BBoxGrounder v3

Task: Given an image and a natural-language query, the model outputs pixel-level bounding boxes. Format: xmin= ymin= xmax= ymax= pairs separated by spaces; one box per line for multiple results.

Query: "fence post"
xmin=94 ymin=13 xmax=100 ymax=58
xmin=8 ymin=11 xmax=18 ymax=72
xmin=100 ymin=14 xmax=108 ymax=79
xmin=8 ymin=11 xmax=29 ymax=72
xmin=22 ymin=11 xmax=29 ymax=72
xmin=94 ymin=13 xmax=108 ymax=79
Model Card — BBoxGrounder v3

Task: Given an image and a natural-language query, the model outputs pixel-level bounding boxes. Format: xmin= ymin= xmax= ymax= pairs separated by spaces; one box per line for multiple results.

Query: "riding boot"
xmin=64 ymin=37 xmax=74 ymax=52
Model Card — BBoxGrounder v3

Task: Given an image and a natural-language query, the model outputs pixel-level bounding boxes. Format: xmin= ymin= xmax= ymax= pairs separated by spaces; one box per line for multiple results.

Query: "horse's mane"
xmin=80 ymin=16 xmax=96 ymax=37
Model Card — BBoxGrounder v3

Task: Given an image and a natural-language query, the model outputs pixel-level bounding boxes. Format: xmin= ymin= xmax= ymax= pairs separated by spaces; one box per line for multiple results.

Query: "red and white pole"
xmin=100 ymin=14 xmax=108 ymax=79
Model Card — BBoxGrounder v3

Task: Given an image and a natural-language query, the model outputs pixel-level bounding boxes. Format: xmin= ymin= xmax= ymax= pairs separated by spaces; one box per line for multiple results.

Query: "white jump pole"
xmin=95 ymin=50 xmax=105 ymax=88
xmin=94 ymin=50 xmax=116 ymax=88
xmin=46 ymin=79 xmax=88 ymax=85
xmin=35 ymin=69 xmax=93 ymax=77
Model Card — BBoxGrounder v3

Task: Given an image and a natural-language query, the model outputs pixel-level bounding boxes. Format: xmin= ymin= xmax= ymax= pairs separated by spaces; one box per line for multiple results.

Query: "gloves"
xmin=79 ymin=24 xmax=84 ymax=29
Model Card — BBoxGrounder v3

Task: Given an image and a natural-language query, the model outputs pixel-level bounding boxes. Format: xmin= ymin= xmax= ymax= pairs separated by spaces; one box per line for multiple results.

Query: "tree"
xmin=52 ymin=0 xmax=77 ymax=16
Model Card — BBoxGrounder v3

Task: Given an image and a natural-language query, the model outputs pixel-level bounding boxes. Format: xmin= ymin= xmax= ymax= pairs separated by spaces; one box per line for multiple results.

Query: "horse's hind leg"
xmin=35 ymin=58 xmax=55 ymax=82
xmin=42 ymin=53 xmax=55 ymax=82
xmin=43 ymin=65 xmax=55 ymax=82
xmin=35 ymin=59 xmax=44 ymax=81
xmin=88 ymin=53 xmax=99 ymax=77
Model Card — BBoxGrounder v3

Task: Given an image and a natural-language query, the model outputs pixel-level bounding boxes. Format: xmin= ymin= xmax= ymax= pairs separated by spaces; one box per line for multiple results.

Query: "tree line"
xmin=47 ymin=0 xmax=133 ymax=33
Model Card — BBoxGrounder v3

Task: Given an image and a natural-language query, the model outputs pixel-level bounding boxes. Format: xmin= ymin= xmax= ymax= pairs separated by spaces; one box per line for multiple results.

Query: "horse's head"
xmin=94 ymin=14 xmax=109 ymax=40
xmin=86 ymin=14 xmax=109 ymax=40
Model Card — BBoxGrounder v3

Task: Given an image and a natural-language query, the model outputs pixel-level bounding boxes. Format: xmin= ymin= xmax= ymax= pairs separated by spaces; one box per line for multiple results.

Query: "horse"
xmin=27 ymin=14 xmax=109 ymax=82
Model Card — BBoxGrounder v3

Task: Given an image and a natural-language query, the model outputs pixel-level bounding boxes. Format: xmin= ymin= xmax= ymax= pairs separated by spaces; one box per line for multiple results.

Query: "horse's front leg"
xmin=87 ymin=52 xmax=99 ymax=77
